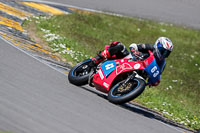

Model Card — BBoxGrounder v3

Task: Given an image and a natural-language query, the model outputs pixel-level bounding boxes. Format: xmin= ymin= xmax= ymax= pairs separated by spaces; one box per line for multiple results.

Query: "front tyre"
xmin=68 ymin=59 xmax=92 ymax=86
xmin=108 ymin=78 xmax=145 ymax=104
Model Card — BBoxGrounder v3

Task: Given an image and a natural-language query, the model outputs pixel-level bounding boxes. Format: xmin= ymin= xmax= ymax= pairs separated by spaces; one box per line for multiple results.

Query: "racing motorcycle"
xmin=68 ymin=49 xmax=161 ymax=104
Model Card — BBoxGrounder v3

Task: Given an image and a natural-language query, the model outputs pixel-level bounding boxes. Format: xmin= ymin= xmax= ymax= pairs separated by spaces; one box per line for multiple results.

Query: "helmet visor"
xmin=158 ymin=47 xmax=171 ymax=58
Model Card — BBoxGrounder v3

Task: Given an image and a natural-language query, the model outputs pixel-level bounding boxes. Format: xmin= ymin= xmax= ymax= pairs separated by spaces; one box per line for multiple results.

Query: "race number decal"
xmin=105 ymin=63 xmax=115 ymax=70
xmin=144 ymin=59 xmax=161 ymax=83
xmin=101 ymin=60 xmax=116 ymax=77
xmin=151 ymin=66 xmax=159 ymax=77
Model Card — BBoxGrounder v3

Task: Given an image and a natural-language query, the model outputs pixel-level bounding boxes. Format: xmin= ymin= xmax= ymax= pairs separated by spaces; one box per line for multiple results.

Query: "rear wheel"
xmin=108 ymin=78 xmax=145 ymax=104
xmin=68 ymin=59 xmax=92 ymax=86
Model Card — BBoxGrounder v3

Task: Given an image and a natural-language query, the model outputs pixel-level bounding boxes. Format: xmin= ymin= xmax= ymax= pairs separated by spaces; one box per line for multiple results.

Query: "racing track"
xmin=0 ymin=0 xmax=196 ymax=132
xmin=30 ymin=0 xmax=200 ymax=29
xmin=0 ymin=36 xmax=190 ymax=132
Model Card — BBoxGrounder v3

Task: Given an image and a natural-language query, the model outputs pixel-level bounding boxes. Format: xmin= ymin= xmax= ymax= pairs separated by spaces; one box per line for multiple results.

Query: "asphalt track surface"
xmin=0 ymin=0 xmax=196 ymax=133
xmin=0 ymin=36 xmax=191 ymax=132
xmin=31 ymin=0 xmax=200 ymax=29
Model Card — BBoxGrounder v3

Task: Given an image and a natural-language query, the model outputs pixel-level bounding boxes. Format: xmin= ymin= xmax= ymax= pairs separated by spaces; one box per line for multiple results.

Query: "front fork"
xmin=121 ymin=72 xmax=136 ymax=88
xmin=88 ymin=68 xmax=96 ymax=87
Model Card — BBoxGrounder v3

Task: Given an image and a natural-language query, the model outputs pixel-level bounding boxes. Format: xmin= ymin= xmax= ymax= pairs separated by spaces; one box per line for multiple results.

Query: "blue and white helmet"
xmin=154 ymin=37 xmax=173 ymax=60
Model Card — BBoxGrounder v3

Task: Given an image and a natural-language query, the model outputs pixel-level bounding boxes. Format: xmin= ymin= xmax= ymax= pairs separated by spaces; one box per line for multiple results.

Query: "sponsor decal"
xmin=103 ymin=82 xmax=109 ymax=88
xmin=116 ymin=63 xmax=132 ymax=75
xmin=99 ymin=70 xmax=104 ymax=80
xmin=145 ymin=61 xmax=149 ymax=65
xmin=134 ymin=64 xmax=141 ymax=69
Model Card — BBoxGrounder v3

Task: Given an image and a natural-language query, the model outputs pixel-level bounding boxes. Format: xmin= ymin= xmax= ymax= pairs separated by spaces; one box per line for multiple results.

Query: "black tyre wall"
xmin=68 ymin=59 xmax=92 ymax=86
xmin=108 ymin=78 xmax=146 ymax=104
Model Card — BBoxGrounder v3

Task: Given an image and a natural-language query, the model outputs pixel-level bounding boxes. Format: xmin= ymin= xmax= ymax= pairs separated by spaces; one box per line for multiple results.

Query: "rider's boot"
xmin=89 ymin=49 xmax=111 ymax=67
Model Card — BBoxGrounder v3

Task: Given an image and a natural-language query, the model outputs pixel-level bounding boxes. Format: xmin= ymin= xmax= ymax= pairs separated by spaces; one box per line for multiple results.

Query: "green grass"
xmin=0 ymin=131 xmax=12 ymax=133
xmin=23 ymin=13 xmax=200 ymax=130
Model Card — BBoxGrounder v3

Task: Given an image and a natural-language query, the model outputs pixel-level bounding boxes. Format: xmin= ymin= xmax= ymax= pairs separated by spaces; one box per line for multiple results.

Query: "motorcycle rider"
xmin=90 ymin=37 xmax=174 ymax=86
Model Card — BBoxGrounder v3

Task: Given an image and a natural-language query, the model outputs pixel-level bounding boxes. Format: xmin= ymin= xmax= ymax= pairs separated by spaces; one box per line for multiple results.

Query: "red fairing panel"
xmin=93 ymin=58 xmax=145 ymax=93
xmin=92 ymin=50 xmax=155 ymax=93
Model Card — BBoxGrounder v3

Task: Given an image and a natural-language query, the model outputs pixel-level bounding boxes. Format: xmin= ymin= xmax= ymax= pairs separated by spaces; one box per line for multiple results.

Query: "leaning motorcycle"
xmin=68 ymin=50 xmax=161 ymax=104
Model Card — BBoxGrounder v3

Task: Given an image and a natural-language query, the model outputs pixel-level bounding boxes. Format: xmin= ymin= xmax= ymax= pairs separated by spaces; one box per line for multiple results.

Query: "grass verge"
xmin=23 ymin=13 xmax=200 ymax=130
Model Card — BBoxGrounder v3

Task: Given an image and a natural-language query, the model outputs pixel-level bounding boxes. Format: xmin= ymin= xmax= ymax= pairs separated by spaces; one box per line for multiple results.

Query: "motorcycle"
xmin=68 ymin=49 xmax=161 ymax=104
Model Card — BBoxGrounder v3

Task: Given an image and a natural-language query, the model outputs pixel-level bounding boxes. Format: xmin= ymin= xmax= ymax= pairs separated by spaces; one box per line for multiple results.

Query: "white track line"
xmin=0 ymin=36 xmax=67 ymax=76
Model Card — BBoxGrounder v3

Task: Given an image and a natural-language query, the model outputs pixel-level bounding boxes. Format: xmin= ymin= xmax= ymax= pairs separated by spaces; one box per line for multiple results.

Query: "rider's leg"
xmin=90 ymin=49 xmax=111 ymax=66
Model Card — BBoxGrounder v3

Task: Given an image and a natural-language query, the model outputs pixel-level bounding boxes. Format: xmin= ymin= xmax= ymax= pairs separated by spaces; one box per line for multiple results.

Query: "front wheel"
xmin=68 ymin=59 xmax=92 ymax=86
xmin=108 ymin=78 xmax=145 ymax=104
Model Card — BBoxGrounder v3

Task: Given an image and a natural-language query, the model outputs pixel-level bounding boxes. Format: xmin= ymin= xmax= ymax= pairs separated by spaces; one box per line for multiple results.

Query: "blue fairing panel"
xmin=101 ymin=60 xmax=116 ymax=78
xmin=144 ymin=59 xmax=161 ymax=83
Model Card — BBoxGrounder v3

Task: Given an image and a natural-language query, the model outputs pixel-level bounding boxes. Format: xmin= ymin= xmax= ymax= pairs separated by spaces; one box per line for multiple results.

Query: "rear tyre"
xmin=108 ymin=78 xmax=145 ymax=104
xmin=68 ymin=59 xmax=92 ymax=86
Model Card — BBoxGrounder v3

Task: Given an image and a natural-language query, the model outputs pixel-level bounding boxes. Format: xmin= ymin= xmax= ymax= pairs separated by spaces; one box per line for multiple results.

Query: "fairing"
xmin=92 ymin=51 xmax=160 ymax=93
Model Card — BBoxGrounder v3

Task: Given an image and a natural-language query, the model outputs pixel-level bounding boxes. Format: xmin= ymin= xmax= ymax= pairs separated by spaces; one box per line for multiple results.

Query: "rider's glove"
xmin=131 ymin=49 xmax=141 ymax=56
xmin=131 ymin=49 xmax=142 ymax=60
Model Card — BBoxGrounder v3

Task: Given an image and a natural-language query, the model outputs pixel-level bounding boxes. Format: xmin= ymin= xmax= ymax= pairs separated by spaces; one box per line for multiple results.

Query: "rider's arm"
xmin=137 ymin=44 xmax=154 ymax=53
xmin=129 ymin=43 xmax=154 ymax=53
xmin=158 ymin=59 xmax=166 ymax=73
